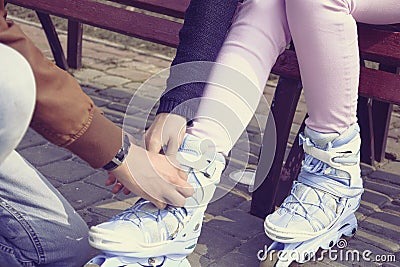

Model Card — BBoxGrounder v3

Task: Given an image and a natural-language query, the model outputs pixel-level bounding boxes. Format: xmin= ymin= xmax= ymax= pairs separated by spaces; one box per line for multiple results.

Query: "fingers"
xmin=165 ymin=138 xmax=180 ymax=156
xmin=145 ymin=135 xmax=162 ymax=153
xmin=172 ymin=175 xmax=194 ymax=198
xmin=163 ymin=190 xmax=187 ymax=207
xmin=112 ymin=183 xmax=124 ymax=194
xmin=105 ymin=171 xmax=117 ymax=186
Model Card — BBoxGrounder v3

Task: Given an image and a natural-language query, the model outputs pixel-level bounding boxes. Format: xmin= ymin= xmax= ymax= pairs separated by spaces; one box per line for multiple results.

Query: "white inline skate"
xmin=85 ymin=134 xmax=225 ymax=267
xmin=263 ymin=123 xmax=363 ymax=266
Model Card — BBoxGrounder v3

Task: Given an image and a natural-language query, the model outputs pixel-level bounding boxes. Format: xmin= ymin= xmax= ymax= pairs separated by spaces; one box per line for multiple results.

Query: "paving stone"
xmin=103 ymin=111 xmax=124 ymax=125
xmin=81 ymin=85 xmax=100 ymax=96
xmin=77 ymin=208 xmax=108 ymax=228
xmin=19 ymin=144 xmax=72 ymax=167
xmin=386 ymin=137 xmax=400 ymax=157
xmin=247 ymin=132 xmax=263 ymax=146
xmin=355 ymin=228 xmax=399 ymax=254
xmin=87 ymin=198 xmax=133 ymax=219
xmin=124 ymin=115 xmax=152 ymax=131
xmin=341 ymin=237 xmax=390 ymax=266
xmin=229 ymin=148 xmax=260 ymax=166
xmin=45 ymin=177 xmax=63 ymax=189
xmin=363 ymin=178 xmax=400 ymax=198
xmin=237 ymin=232 xmax=272 ymax=262
xmin=93 ymin=75 xmax=131 ymax=87
xmin=233 ymin=140 xmax=261 ymax=158
xmin=236 ymin=200 xmax=252 ymax=213
xmin=127 ymin=95 xmax=159 ymax=112
xmin=361 ymin=163 xmax=376 ymax=176
xmin=99 ymin=88 xmax=134 ymax=100
xmin=121 ymin=61 xmax=161 ymax=74
xmin=187 ymin=252 xmax=213 ymax=267
xmin=360 ymin=212 xmax=400 ymax=243
xmin=39 ymin=160 xmax=95 ymax=184
xmin=91 ymin=96 xmax=110 ymax=107
xmin=107 ymin=102 xmax=128 ymax=113
xmin=106 ymin=67 xmax=151 ymax=82
xmin=72 ymin=68 xmax=104 ymax=83
xmin=122 ymin=81 xmax=143 ymax=91
xmin=206 ymin=188 xmax=248 ymax=216
xmin=16 ymin=128 xmax=47 ymax=150
xmin=82 ymin=57 xmax=117 ymax=71
xmin=205 ymin=209 xmax=263 ymax=240
xmin=82 ymin=47 xmax=116 ymax=62
xmin=196 ymin=226 xmax=241 ymax=260
xmin=83 ymin=171 xmax=109 ymax=190
xmin=361 ymin=190 xmax=392 ymax=209
xmin=383 ymin=201 xmax=400 ymax=215
xmin=368 ymin=162 xmax=400 ymax=186
xmin=211 ymin=251 xmax=260 ymax=267
xmin=134 ymin=84 xmax=165 ymax=99
xmin=58 ymin=182 xmax=112 ymax=210
xmin=355 ymin=205 xmax=376 ymax=219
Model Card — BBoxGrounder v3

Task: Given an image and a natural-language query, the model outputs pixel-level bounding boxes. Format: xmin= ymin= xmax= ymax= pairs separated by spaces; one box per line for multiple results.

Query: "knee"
xmin=285 ymin=0 xmax=350 ymax=14
xmin=243 ymin=0 xmax=283 ymax=14
xmin=0 ymin=44 xmax=36 ymax=162
xmin=0 ymin=44 xmax=36 ymax=124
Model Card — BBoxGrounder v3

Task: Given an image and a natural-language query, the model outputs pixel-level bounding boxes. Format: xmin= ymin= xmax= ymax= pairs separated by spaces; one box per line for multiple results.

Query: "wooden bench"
xmin=6 ymin=1 xmax=400 ymax=218
xmin=7 ymin=0 xmax=190 ymax=69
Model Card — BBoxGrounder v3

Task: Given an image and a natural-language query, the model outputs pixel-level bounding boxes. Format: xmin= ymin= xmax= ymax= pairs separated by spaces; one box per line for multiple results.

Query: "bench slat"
xmin=9 ymin=0 xmax=182 ymax=47
xmin=111 ymin=0 xmax=188 ymax=19
xmin=359 ymin=24 xmax=400 ymax=66
xmin=273 ymin=50 xmax=400 ymax=105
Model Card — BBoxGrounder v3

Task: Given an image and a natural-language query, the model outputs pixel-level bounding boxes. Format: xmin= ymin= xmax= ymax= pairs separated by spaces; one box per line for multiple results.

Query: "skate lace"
xmin=282 ymin=182 xmax=341 ymax=230
xmin=110 ymin=199 xmax=187 ymax=242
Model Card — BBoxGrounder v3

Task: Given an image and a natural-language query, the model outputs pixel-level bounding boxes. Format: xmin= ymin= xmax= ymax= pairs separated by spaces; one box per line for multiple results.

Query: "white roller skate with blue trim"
xmin=85 ymin=134 xmax=225 ymax=267
xmin=263 ymin=123 xmax=363 ymax=266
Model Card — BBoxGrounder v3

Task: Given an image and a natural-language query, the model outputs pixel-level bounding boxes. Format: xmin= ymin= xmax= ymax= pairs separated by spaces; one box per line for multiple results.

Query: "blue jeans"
xmin=0 ymin=43 xmax=91 ymax=267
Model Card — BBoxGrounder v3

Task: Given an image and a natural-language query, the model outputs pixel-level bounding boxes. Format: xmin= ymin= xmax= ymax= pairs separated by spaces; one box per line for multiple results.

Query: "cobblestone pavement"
xmin=11 ymin=20 xmax=400 ymax=267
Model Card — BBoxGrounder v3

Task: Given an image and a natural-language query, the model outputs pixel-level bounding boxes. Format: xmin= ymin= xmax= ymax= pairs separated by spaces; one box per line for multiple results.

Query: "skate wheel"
xmin=343 ymin=227 xmax=357 ymax=237
xmin=84 ymin=264 xmax=100 ymax=267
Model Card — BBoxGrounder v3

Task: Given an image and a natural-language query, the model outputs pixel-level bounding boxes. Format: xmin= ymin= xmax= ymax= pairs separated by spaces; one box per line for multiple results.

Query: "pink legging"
xmin=188 ymin=0 xmax=400 ymax=154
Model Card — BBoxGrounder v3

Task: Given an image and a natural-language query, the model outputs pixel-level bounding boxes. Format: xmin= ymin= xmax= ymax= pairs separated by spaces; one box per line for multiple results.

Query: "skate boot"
xmin=85 ymin=134 xmax=225 ymax=266
xmin=263 ymin=123 xmax=363 ymax=265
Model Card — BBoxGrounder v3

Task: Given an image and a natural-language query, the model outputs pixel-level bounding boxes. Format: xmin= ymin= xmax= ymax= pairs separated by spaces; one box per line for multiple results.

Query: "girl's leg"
xmin=286 ymin=0 xmax=400 ymax=134
xmin=188 ymin=0 xmax=291 ymax=154
xmin=264 ymin=0 xmax=399 ymax=244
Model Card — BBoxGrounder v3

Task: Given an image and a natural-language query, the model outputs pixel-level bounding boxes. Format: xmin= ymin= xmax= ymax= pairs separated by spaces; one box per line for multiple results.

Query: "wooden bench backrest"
xmin=9 ymin=0 xmax=189 ymax=47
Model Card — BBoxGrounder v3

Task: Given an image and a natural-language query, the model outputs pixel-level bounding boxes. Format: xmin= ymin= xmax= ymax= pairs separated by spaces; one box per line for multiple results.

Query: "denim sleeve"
xmin=156 ymin=0 xmax=239 ymax=120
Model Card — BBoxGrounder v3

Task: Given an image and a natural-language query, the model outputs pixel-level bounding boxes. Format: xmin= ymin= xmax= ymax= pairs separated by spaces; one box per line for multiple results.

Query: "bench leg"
xmin=358 ymin=64 xmax=396 ymax=165
xmin=36 ymin=12 xmax=69 ymax=70
xmin=67 ymin=20 xmax=83 ymax=69
xmin=250 ymin=77 xmax=302 ymax=219
xmin=273 ymin=119 xmax=306 ymax=207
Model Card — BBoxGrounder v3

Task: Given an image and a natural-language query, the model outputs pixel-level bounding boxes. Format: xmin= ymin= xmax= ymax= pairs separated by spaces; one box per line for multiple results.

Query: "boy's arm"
xmin=0 ymin=1 xmax=192 ymax=207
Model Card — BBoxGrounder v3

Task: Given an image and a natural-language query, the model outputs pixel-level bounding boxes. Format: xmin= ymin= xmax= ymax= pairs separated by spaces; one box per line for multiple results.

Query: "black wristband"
xmin=102 ymin=133 xmax=131 ymax=171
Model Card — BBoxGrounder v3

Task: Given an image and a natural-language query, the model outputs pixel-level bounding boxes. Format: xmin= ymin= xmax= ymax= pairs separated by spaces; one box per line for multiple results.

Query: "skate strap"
xmin=298 ymin=175 xmax=364 ymax=198
xmin=300 ymin=134 xmax=360 ymax=171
